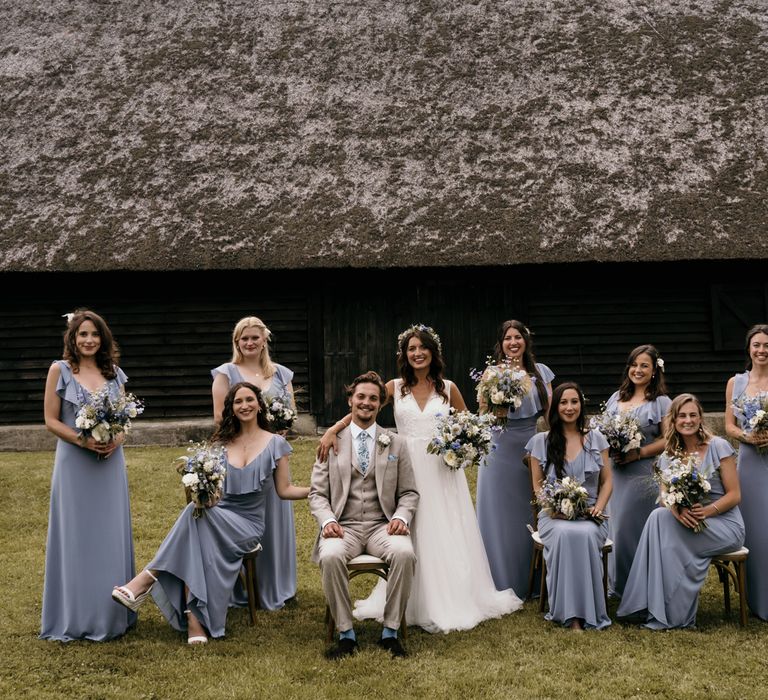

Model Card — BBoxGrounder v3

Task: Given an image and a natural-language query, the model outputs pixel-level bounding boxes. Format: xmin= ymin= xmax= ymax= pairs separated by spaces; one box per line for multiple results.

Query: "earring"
xmin=697 ymin=426 xmax=706 ymax=442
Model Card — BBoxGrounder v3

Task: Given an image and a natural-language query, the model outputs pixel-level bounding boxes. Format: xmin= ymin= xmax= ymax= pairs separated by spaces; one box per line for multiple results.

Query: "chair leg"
xmin=538 ymin=555 xmax=548 ymax=613
xmin=527 ymin=548 xmax=538 ymax=601
xmin=244 ymin=557 xmax=259 ymax=625
xmin=722 ymin=563 xmax=732 ymax=618
xmin=737 ymin=560 xmax=748 ymax=628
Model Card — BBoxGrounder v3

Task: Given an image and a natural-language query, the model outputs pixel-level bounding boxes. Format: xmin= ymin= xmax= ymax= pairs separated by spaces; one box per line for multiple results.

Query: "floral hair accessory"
xmin=62 ymin=312 xmax=75 ymax=324
xmin=656 ymin=357 xmax=665 ymax=372
xmin=397 ymin=324 xmax=442 ymax=353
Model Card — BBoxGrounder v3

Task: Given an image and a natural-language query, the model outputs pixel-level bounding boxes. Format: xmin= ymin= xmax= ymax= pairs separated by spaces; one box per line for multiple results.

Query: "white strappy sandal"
xmin=184 ymin=609 xmax=208 ymax=645
xmin=111 ymin=570 xmax=158 ymax=611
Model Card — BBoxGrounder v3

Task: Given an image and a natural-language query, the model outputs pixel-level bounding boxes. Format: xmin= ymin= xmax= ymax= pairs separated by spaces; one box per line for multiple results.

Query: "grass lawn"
xmin=1 ymin=438 xmax=766 ymax=699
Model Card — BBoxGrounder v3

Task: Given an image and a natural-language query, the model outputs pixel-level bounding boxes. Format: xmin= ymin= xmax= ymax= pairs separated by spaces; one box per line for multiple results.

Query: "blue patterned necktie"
xmin=357 ymin=431 xmax=370 ymax=474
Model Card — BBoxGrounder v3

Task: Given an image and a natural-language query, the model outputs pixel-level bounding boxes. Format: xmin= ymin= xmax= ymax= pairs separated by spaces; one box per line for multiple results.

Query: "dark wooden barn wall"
xmin=316 ymin=270 xmax=768 ymax=424
xmin=0 ymin=276 xmax=308 ymax=424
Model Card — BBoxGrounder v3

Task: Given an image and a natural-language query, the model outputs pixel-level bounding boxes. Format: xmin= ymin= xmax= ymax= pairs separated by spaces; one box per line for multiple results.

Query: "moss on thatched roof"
xmin=1 ymin=0 xmax=766 ymax=271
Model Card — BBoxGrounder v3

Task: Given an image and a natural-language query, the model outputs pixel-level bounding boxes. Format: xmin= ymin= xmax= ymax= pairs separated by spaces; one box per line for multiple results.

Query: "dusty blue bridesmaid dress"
xmin=40 ymin=360 xmax=136 ymax=641
xmin=617 ymin=437 xmax=745 ymax=629
xmin=477 ymin=363 xmax=554 ymax=597
xmin=149 ymin=435 xmax=292 ymax=637
xmin=731 ymin=371 xmax=768 ymax=620
xmin=604 ymin=393 xmax=671 ymax=598
xmin=525 ymin=429 xmax=611 ymax=629
xmin=211 ymin=362 xmax=298 ymax=610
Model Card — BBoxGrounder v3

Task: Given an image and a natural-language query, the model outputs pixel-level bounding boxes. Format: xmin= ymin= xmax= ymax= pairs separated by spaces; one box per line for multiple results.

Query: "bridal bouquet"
xmin=589 ymin=405 xmax=643 ymax=461
xmin=471 ymin=358 xmax=532 ymax=428
xmin=654 ymin=452 xmax=711 ymax=532
xmin=176 ymin=442 xmax=227 ymax=518
xmin=75 ymin=388 xmax=144 ymax=445
xmin=427 ymin=409 xmax=496 ymax=470
xmin=535 ymin=476 xmax=590 ymax=520
xmin=732 ymin=393 xmax=768 ymax=454
xmin=266 ymin=394 xmax=297 ymax=432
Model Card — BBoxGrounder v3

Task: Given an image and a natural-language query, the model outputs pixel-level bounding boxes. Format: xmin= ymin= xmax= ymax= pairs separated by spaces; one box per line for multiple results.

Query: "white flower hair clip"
xmin=656 ymin=358 xmax=665 ymax=372
xmin=62 ymin=312 xmax=75 ymax=324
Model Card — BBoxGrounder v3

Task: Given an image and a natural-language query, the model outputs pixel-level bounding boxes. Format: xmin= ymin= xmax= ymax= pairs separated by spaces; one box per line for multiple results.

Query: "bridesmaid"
xmin=618 ymin=394 xmax=744 ymax=629
xmin=725 ymin=323 xmax=768 ymax=621
xmin=476 ymin=320 xmax=553 ymax=597
xmin=112 ymin=382 xmax=309 ymax=643
xmin=526 ymin=382 xmax=613 ymax=630
xmin=41 ymin=309 xmax=136 ymax=641
xmin=211 ymin=316 xmax=298 ymax=610
xmin=604 ymin=345 xmax=670 ymax=598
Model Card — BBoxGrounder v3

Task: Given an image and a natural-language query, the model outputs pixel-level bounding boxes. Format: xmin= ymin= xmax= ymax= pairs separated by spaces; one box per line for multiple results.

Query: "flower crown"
xmin=397 ymin=324 xmax=442 ymax=353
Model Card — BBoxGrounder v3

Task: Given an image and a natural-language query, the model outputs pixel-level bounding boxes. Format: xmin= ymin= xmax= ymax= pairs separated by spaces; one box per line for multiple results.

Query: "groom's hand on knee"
xmin=322 ymin=522 xmax=344 ymax=538
xmin=387 ymin=519 xmax=409 ymax=536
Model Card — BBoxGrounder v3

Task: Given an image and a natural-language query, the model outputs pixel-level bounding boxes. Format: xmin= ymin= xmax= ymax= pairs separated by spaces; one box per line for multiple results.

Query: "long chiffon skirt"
xmin=738 ymin=444 xmax=768 ymax=620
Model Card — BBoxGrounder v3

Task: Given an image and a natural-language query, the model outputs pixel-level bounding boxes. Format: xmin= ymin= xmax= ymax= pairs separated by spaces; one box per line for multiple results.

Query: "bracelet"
xmin=712 ymin=503 xmax=721 ymax=515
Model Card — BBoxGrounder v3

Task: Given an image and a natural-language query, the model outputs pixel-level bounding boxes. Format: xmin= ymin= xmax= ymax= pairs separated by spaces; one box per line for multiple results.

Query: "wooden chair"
xmin=526 ymin=518 xmax=613 ymax=612
xmin=324 ymin=554 xmax=408 ymax=643
xmin=185 ymin=487 xmax=262 ymax=624
xmin=710 ymin=546 xmax=749 ymax=627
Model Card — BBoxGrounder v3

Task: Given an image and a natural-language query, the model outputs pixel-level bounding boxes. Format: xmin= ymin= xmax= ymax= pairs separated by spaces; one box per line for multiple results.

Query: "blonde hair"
xmin=663 ymin=393 xmax=713 ymax=453
xmin=231 ymin=316 xmax=276 ymax=377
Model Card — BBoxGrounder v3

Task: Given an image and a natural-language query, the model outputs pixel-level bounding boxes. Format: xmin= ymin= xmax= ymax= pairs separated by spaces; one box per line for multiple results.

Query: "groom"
xmin=310 ymin=371 xmax=419 ymax=659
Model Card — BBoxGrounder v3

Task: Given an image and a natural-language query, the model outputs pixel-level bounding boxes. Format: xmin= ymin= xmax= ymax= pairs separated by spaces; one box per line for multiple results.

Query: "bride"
xmin=318 ymin=324 xmax=522 ymax=633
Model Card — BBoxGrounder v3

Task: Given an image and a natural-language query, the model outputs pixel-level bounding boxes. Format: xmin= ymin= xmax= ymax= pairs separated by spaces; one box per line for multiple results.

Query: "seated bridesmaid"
xmin=617 ymin=393 xmax=745 ymax=629
xmin=526 ymin=382 xmax=613 ymax=631
xmin=112 ymin=382 xmax=309 ymax=643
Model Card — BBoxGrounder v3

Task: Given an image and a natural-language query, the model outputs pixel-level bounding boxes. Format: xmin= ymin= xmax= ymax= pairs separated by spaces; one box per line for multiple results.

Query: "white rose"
xmin=182 ymin=473 xmax=200 ymax=487
xmin=560 ymin=499 xmax=574 ymax=519
xmin=491 ymin=391 xmax=505 ymax=405
xmin=92 ymin=423 xmax=111 ymax=443
xmin=444 ymin=451 xmax=458 ymax=467
xmin=203 ymin=460 xmax=215 ymax=473
xmin=127 ymin=406 xmax=138 ymax=418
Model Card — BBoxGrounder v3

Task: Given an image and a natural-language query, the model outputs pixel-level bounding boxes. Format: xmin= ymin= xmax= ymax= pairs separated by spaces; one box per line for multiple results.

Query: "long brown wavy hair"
xmin=62 ymin=309 xmax=119 ymax=379
xmin=492 ymin=320 xmax=549 ymax=414
xmin=617 ymin=344 xmax=668 ymax=402
xmin=745 ymin=324 xmax=768 ymax=370
xmin=545 ymin=382 xmax=588 ymax=479
xmin=397 ymin=327 xmax=448 ymax=402
xmin=211 ymin=382 xmax=272 ymax=443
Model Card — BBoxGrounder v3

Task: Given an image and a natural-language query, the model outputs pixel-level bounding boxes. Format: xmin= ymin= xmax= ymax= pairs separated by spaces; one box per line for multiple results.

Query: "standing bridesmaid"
xmin=725 ymin=323 xmax=768 ymax=621
xmin=40 ymin=310 xmax=136 ymax=641
xmin=476 ymin=320 xmax=553 ymax=597
xmin=211 ymin=316 xmax=298 ymax=610
xmin=604 ymin=345 xmax=670 ymax=598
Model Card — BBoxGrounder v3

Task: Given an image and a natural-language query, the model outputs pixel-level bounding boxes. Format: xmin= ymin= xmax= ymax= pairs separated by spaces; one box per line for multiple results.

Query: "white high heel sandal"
xmin=185 ymin=609 xmax=208 ymax=645
xmin=111 ymin=570 xmax=158 ymax=611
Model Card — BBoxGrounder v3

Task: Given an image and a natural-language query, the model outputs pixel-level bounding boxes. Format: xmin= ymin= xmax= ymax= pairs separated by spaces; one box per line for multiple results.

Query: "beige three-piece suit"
xmin=309 ymin=424 xmax=420 ymax=632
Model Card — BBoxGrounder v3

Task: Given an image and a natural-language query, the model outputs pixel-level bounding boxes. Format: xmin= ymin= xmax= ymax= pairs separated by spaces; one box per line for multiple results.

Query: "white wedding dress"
xmin=354 ymin=379 xmax=523 ymax=633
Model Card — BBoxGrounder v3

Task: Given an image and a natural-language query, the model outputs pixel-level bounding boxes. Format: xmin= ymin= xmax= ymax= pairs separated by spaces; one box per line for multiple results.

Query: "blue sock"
xmin=339 ymin=628 xmax=356 ymax=642
xmin=381 ymin=627 xmax=397 ymax=640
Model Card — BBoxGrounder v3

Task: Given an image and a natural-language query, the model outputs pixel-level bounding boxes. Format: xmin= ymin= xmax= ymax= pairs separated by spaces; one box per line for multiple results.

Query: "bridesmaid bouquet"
xmin=732 ymin=393 xmax=768 ymax=454
xmin=654 ymin=452 xmax=711 ymax=533
xmin=427 ymin=408 xmax=496 ymax=470
xmin=589 ymin=406 xmax=643 ymax=462
xmin=535 ymin=476 xmax=590 ymax=520
xmin=75 ymin=388 xmax=144 ymax=446
xmin=176 ymin=442 xmax=227 ymax=518
xmin=266 ymin=394 xmax=297 ymax=432
xmin=471 ymin=358 xmax=532 ymax=428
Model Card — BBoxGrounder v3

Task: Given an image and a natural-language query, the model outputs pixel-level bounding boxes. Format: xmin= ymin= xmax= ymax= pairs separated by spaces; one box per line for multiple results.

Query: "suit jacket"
xmin=309 ymin=425 xmax=419 ymax=562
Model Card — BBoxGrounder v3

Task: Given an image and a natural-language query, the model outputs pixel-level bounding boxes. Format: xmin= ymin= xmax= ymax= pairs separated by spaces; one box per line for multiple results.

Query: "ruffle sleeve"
xmin=114 ymin=366 xmax=128 ymax=387
xmin=645 ymin=395 xmax=671 ymax=425
xmin=708 ymin=436 xmax=736 ymax=467
xmin=224 ymin=435 xmax=293 ymax=495
xmin=54 ymin=360 xmax=81 ymax=407
xmin=210 ymin=362 xmax=241 ymax=385
xmin=604 ymin=391 xmax=620 ymax=414
xmin=525 ymin=431 xmax=548 ymax=464
xmin=732 ymin=372 xmax=749 ymax=402
xmin=274 ymin=363 xmax=295 ymax=387
xmin=584 ymin=429 xmax=609 ymax=470
xmin=536 ymin=363 xmax=555 ymax=385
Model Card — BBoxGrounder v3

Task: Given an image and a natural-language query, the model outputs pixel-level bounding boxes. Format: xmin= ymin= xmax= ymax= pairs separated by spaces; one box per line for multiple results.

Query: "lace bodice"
xmin=393 ymin=378 xmax=453 ymax=438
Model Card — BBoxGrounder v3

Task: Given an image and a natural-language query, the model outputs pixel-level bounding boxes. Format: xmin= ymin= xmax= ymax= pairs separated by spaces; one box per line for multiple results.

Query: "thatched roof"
xmin=1 ymin=1 xmax=766 ymax=271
